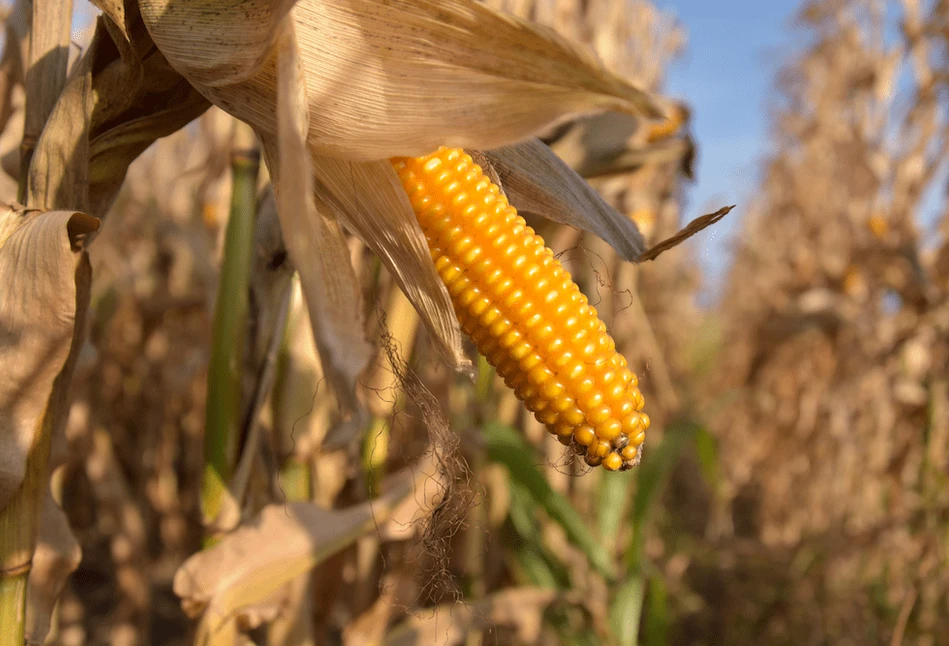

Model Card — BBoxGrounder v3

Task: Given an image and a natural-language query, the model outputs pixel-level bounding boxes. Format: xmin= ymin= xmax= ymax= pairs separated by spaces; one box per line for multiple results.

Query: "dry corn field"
xmin=0 ymin=0 xmax=948 ymax=644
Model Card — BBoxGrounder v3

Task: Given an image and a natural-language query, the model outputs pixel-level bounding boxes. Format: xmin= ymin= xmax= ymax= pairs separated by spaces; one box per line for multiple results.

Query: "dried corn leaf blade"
xmin=25 ymin=492 xmax=81 ymax=645
xmin=0 ymin=205 xmax=98 ymax=509
xmin=86 ymin=28 xmax=211 ymax=214
xmin=475 ymin=138 xmax=646 ymax=261
xmin=386 ymin=587 xmax=571 ymax=646
xmin=311 ymin=155 xmax=467 ymax=370
xmin=173 ymin=459 xmax=432 ymax=638
xmin=342 ymin=574 xmax=397 ymax=646
xmin=268 ymin=21 xmax=371 ymax=416
xmin=136 ymin=0 xmax=663 ymax=161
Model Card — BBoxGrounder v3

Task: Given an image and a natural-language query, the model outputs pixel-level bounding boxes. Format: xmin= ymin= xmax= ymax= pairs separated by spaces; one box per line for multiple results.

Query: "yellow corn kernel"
xmin=393 ymin=147 xmax=648 ymax=471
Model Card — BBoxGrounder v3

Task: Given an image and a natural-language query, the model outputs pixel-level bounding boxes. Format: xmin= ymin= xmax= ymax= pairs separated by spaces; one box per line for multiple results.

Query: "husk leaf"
xmin=137 ymin=0 xmax=665 ymax=161
xmin=310 ymin=154 xmax=467 ymax=370
xmin=475 ymin=138 xmax=647 ymax=262
xmin=266 ymin=20 xmax=371 ymax=417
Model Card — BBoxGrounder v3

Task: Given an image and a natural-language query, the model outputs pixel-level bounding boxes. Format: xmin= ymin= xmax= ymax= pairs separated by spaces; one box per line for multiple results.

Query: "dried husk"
xmin=475 ymin=138 xmax=647 ymax=261
xmin=173 ymin=458 xmax=435 ymax=641
xmin=131 ymin=0 xmax=663 ymax=161
xmin=309 ymin=155 xmax=467 ymax=370
xmin=266 ymin=20 xmax=372 ymax=418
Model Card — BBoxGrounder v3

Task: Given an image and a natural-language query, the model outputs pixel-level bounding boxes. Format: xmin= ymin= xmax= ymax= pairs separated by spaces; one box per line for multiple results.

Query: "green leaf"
xmin=693 ymin=426 xmax=720 ymax=492
xmin=644 ymin=575 xmax=668 ymax=646
xmin=514 ymin=545 xmax=566 ymax=589
xmin=609 ymin=575 xmax=645 ymax=646
xmin=598 ymin=468 xmax=635 ymax=547
xmin=484 ymin=422 xmax=614 ymax=579
xmin=626 ymin=421 xmax=701 ymax=569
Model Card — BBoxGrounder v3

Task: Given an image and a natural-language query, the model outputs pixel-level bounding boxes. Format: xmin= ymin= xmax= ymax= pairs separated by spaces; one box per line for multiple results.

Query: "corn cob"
xmin=392 ymin=148 xmax=648 ymax=471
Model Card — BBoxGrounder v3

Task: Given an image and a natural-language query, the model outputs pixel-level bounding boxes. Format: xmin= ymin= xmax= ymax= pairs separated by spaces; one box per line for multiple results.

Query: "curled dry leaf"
xmin=0 ymin=204 xmax=98 ymax=510
xmin=266 ymin=20 xmax=372 ymax=418
xmin=29 ymin=10 xmax=210 ymax=214
xmin=638 ymin=205 xmax=735 ymax=262
xmin=135 ymin=0 xmax=663 ymax=161
xmin=544 ymin=109 xmax=695 ymax=179
xmin=386 ymin=587 xmax=575 ymax=646
xmin=25 ymin=492 xmax=81 ymax=645
xmin=475 ymin=138 xmax=647 ymax=262
xmin=173 ymin=456 xmax=436 ymax=641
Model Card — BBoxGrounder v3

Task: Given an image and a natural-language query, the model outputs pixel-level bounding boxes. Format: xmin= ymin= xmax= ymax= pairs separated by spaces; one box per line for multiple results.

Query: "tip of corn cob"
xmin=393 ymin=147 xmax=649 ymax=471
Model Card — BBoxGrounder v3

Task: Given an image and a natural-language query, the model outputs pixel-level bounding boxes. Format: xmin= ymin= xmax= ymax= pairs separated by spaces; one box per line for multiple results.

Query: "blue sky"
xmin=653 ymin=1 xmax=800 ymax=292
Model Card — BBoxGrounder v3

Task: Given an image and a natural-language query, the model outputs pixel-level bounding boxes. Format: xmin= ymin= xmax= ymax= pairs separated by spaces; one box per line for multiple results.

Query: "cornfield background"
xmin=1 ymin=0 xmax=948 ymax=644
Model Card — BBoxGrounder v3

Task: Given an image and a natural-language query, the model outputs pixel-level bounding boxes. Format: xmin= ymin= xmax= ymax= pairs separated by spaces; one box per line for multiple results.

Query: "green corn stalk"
xmin=201 ymin=120 xmax=260 ymax=541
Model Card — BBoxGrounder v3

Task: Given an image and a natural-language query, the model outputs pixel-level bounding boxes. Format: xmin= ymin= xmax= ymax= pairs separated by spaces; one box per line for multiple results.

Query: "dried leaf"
xmin=638 ymin=205 xmax=734 ymax=262
xmin=90 ymin=0 xmax=127 ymax=40
xmin=379 ymin=450 xmax=447 ymax=541
xmin=476 ymin=138 xmax=647 ymax=262
xmin=27 ymin=24 xmax=92 ymax=211
xmin=29 ymin=12 xmax=211 ymax=214
xmin=386 ymin=588 xmax=571 ymax=646
xmin=310 ymin=155 xmax=468 ymax=371
xmin=266 ymin=574 xmax=315 ymax=646
xmin=173 ymin=459 xmax=432 ymax=640
xmin=267 ymin=19 xmax=372 ymax=417
xmin=25 ymin=492 xmax=81 ymax=645
xmin=545 ymin=111 xmax=695 ymax=179
xmin=342 ymin=573 xmax=398 ymax=646
xmin=272 ymin=278 xmax=336 ymax=459
xmin=0 ymin=205 xmax=98 ymax=509
xmin=22 ymin=0 xmax=72 ymax=154
xmin=134 ymin=0 xmax=296 ymax=87
xmin=138 ymin=0 xmax=664 ymax=161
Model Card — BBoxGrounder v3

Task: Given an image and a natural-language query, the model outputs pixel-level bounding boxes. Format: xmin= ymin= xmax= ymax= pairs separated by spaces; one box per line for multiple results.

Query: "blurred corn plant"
xmin=0 ymin=0 xmax=732 ymax=644
xmin=696 ymin=0 xmax=949 ymax=643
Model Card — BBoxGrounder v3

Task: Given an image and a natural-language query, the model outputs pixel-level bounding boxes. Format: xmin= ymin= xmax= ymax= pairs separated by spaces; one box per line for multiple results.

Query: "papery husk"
xmin=132 ymin=0 xmax=664 ymax=161
xmin=121 ymin=0 xmax=675 ymax=375
xmin=173 ymin=457 xmax=435 ymax=642
xmin=310 ymin=155 xmax=467 ymax=371
xmin=475 ymin=138 xmax=647 ymax=261
xmin=265 ymin=19 xmax=372 ymax=419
